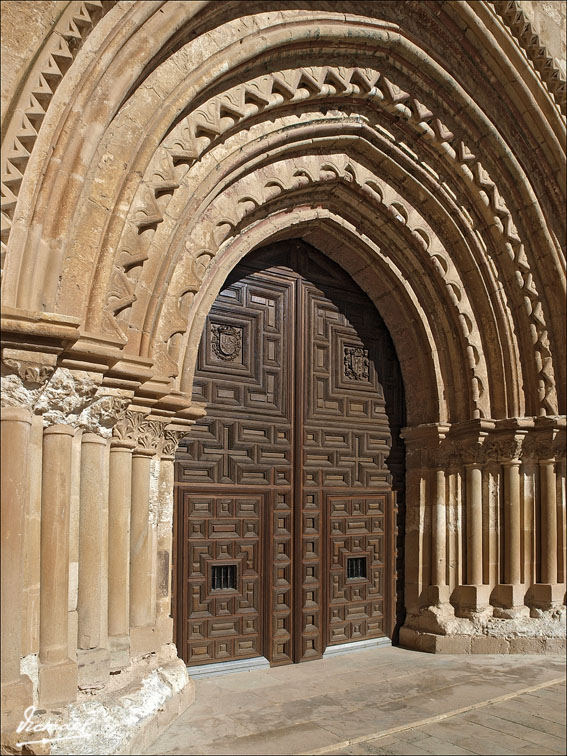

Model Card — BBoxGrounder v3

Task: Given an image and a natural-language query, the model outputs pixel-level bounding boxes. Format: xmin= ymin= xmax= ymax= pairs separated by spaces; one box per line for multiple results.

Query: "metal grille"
xmin=211 ymin=564 xmax=236 ymax=590
xmin=347 ymin=556 xmax=367 ymax=579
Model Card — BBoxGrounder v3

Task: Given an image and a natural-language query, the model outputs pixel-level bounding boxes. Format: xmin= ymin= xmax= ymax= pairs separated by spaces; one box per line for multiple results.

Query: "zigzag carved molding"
xmin=0 ymin=0 xmax=116 ymax=269
xmin=156 ymin=155 xmax=492 ymax=419
xmin=108 ymin=65 xmax=557 ymax=415
xmin=491 ymin=0 xmax=567 ymax=113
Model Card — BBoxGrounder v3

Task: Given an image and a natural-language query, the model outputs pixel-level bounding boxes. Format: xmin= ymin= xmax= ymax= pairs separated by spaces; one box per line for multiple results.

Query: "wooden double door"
xmin=174 ymin=241 xmax=404 ymax=666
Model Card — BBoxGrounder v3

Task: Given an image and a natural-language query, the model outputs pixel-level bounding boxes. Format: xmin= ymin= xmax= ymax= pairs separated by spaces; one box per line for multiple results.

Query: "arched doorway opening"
xmin=173 ymin=240 xmax=406 ymax=666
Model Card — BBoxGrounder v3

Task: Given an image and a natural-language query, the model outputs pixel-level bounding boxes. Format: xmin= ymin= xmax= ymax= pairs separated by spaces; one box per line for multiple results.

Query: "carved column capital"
xmin=1 ymin=349 xmax=57 ymax=408
xmin=488 ymin=432 xmax=526 ymax=464
xmin=111 ymin=409 xmax=146 ymax=449
xmin=401 ymin=423 xmax=451 ymax=470
xmin=135 ymin=417 xmax=168 ymax=455
xmin=161 ymin=427 xmax=190 ymax=460
xmin=457 ymin=438 xmax=488 ymax=466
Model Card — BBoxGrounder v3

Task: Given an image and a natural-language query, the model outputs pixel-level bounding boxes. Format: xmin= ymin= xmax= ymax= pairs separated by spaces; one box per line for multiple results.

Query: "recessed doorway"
xmin=174 ymin=240 xmax=405 ymax=666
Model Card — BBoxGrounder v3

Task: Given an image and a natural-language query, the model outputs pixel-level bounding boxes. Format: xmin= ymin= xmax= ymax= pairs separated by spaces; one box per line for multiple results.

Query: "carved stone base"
xmin=491 ymin=584 xmax=528 ymax=617
xmin=130 ymin=624 xmax=158 ymax=658
xmin=4 ymin=657 xmax=194 ymax=755
xmin=38 ymin=659 xmax=78 ymax=708
xmin=452 ymin=585 xmax=491 ymax=617
xmin=77 ymin=647 xmax=110 ymax=689
xmin=401 ymin=603 xmax=565 ymax=654
xmin=526 ymin=583 xmax=566 ymax=610
xmin=0 ymin=675 xmax=33 ymax=732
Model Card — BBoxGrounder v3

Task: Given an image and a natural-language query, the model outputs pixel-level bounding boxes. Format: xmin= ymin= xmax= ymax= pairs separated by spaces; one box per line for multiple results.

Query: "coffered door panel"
xmin=176 ymin=268 xmax=295 ymax=665
xmin=297 ymin=276 xmax=395 ymax=659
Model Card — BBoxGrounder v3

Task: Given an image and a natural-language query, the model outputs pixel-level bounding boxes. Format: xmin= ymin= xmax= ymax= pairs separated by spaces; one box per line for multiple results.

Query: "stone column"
xmin=493 ymin=432 xmax=526 ymax=615
xmin=466 ymin=464 xmax=483 ymax=586
xmin=38 ymin=424 xmax=78 ymax=707
xmin=77 ymin=433 xmax=110 ymax=687
xmin=129 ymin=417 xmax=164 ymax=656
xmin=108 ymin=441 xmax=134 ymax=667
xmin=451 ymin=427 xmax=493 ymax=616
xmin=539 ymin=458 xmax=557 ymax=585
xmin=156 ymin=428 xmax=187 ymax=654
xmin=1 ymin=406 xmax=33 ymax=726
xmin=503 ymin=459 xmax=522 ymax=586
xmin=429 ymin=465 xmax=449 ymax=604
xmin=523 ymin=425 xmax=565 ymax=609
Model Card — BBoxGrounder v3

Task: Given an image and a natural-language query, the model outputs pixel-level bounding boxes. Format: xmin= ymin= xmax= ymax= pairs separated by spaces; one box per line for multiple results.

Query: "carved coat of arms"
xmin=211 ymin=323 xmax=242 ymax=361
xmin=344 ymin=346 xmax=369 ymax=380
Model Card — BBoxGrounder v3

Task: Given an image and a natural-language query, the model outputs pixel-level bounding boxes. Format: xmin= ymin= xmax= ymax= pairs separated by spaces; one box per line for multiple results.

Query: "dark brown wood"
xmin=174 ymin=240 xmax=405 ymax=666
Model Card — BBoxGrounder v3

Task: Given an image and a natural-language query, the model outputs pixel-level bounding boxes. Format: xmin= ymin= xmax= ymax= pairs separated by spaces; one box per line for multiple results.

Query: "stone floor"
xmin=144 ymin=646 xmax=566 ymax=756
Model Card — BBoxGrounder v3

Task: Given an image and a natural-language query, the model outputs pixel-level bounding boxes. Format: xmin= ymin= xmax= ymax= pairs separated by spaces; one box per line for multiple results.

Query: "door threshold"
xmin=187 ymin=656 xmax=270 ymax=679
xmin=323 ymin=637 xmax=392 ymax=657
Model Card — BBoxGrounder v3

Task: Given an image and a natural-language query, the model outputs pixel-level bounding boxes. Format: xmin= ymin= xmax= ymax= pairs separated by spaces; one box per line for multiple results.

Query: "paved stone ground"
xmin=145 ymin=647 xmax=566 ymax=756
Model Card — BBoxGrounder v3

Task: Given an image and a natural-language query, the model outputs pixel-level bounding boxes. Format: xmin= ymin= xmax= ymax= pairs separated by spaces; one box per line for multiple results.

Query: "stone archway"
xmin=1 ymin=1 xmax=565 ymax=750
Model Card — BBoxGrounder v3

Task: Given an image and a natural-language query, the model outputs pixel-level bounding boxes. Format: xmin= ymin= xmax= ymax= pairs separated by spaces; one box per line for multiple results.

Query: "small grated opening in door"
xmin=212 ymin=564 xmax=236 ymax=590
xmin=347 ymin=556 xmax=367 ymax=579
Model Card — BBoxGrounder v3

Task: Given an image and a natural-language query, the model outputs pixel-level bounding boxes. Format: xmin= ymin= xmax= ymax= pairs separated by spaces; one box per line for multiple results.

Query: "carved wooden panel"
xmin=181 ymin=491 xmax=264 ymax=665
xmin=175 ymin=240 xmax=404 ymax=666
xmin=326 ymin=494 xmax=389 ymax=645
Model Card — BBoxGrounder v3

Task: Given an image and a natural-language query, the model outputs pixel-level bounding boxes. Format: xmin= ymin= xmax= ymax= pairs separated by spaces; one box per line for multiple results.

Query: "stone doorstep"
xmin=1 ymin=659 xmax=195 ymax=756
xmin=123 ymin=679 xmax=195 ymax=756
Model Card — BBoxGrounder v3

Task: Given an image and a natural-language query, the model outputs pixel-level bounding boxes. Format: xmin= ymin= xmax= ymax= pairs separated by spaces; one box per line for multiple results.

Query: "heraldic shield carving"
xmin=211 ymin=323 xmax=242 ymax=361
xmin=344 ymin=346 xmax=370 ymax=380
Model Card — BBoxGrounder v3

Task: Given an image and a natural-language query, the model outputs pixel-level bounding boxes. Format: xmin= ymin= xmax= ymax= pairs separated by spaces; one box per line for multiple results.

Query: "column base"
xmin=156 ymin=615 xmax=174 ymax=646
xmin=77 ymin=647 xmax=110 ymax=690
xmin=109 ymin=634 xmax=131 ymax=671
xmin=1 ymin=675 xmax=33 ymax=732
xmin=491 ymin=584 xmax=528 ymax=618
xmin=130 ymin=625 xmax=157 ymax=658
xmin=452 ymin=585 xmax=491 ymax=617
xmin=423 ymin=584 xmax=451 ymax=606
xmin=38 ymin=659 xmax=77 ymax=708
xmin=526 ymin=583 xmax=566 ymax=611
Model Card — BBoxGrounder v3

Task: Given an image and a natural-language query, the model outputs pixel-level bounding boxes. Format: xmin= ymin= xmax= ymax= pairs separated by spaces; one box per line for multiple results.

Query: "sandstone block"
xmin=434 ymin=635 xmax=471 ymax=654
xmin=491 ymin=584 xmax=526 ymax=610
xmin=77 ymin=647 xmax=110 ymax=689
xmin=0 ymin=676 xmax=33 ymax=732
xmin=452 ymin=585 xmax=491 ymax=615
xmin=526 ymin=583 xmax=566 ymax=610
xmin=508 ymin=637 xmax=545 ymax=654
xmin=38 ymin=660 xmax=77 ymax=708
xmin=130 ymin=625 xmax=157 ymax=659
xmin=544 ymin=637 xmax=566 ymax=654
xmin=471 ymin=636 xmax=510 ymax=654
